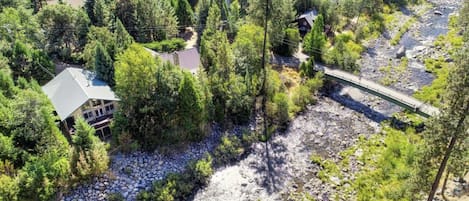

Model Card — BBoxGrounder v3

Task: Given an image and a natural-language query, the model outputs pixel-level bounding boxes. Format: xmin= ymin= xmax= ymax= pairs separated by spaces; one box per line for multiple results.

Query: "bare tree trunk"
xmin=427 ymin=136 xmax=457 ymax=201
xmin=427 ymin=104 xmax=469 ymax=201
xmin=442 ymin=169 xmax=450 ymax=201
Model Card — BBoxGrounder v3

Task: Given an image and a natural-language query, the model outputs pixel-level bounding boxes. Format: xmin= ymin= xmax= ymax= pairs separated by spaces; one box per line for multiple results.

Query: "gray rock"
xmin=396 ymin=46 xmax=406 ymax=59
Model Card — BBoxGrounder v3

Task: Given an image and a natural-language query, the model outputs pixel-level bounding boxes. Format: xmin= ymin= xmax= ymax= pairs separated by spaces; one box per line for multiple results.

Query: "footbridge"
xmin=315 ymin=65 xmax=440 ymax=117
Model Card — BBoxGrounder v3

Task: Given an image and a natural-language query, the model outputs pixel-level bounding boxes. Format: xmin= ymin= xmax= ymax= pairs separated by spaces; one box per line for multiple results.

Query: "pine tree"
xmin=415 ymin=9 xmax=469 ymax=198
xmin=303 ymin=14 xmax=326 ymax=61
xmin=114 ymin=19 xmax=134 ymax=53
xmin=85 ymin=0 xmax=96 ymax=24
xmin=73 ymin=118 xmax=96 ymax=151
xmin=176 ymin=0 xmax=194 ymax=27
xmin=94 ymin=42 xmax=114 ymax=86
xmin=177 ymin=72 xmax=205 ymax=141
xmin=205 ymin=3 xmax=222 ymax=34
xmin=71 ymin=118 xmax=109 ymax=180
xmin=93 ymin=0 xmax=109 ymax=27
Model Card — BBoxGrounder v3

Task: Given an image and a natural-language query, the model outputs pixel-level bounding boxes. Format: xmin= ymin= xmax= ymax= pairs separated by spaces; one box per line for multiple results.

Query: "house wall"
xmin=67 ymin=99 xmax=118 ymax=139
xmin=75 ymin=99 xmax=117 ymax=122
xmin=298 ymin=18 xmax=312 ymax=37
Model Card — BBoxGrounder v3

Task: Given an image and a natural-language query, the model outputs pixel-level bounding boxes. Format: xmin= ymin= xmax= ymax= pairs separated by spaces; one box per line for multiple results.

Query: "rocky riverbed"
xmin=63 ymin=0 xmax=461 ymax=200
xmin=63 ymin=125 xmax=224 ymax=201
xmin=194 ymin=0 xmax=461 ymax=200
xmin=193 ymin=97 xmax=380 ymax=201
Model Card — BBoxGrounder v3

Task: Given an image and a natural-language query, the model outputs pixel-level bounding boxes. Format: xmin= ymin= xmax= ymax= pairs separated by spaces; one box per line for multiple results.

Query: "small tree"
xmin=303 ymin=14 xmax=326 ymax=61
xmin=300 ymin=59 xmax=315 ymax=78
xmin=71 ymin=118 xmax=109 ymax=180
xmin=177 ymin=72 xmax=206 ymax=141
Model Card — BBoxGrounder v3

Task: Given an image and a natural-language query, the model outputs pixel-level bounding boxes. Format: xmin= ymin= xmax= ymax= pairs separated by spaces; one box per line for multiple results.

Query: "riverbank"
xmin=193 ymin=0 xmax=461 ymax=200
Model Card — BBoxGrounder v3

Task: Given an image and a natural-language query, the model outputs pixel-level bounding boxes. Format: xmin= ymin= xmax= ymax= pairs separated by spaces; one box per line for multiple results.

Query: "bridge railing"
xmin=324 ymin=69 xmax=420 ymax=108
xmin=317 ymin=65 xmax=440 ymax=116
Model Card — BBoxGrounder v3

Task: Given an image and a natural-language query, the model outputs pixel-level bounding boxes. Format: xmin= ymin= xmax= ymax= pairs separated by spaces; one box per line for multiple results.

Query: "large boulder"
xmin=396 ymin=46 xmax=406 ymax=59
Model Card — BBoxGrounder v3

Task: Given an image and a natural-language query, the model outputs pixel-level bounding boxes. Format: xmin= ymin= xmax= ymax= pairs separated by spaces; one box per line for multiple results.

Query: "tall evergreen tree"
xmin=176 ymin=0 xmax=195 ymax=27
xmin=303 ymin=14 xmax=326 ymax=61
xmin=114 ymin=19 xmax=134 ymax=52
xmin=93 ymin=0 xmax=109 ymax=27
xmin=247 ymin=0 xmax=295 ymax=51
xmin=205 ymin=3 xmax=222 ymax=34
xmin=85 ymin=0 xmax=96 ymax=24
xmin=71 ymin=118 xmax=109 ymax=180
xmin=200 ymin=4 xmax=223 ymax=69
xmin=177 ymin=72 xmax=206 ymax=141
xmin=194 ymin=0 xmax=211 ymax=33
xmin=95 ymin=42 xmax=114 ymax=86
xmin=414 ymin=3 xmax=469 ymax=198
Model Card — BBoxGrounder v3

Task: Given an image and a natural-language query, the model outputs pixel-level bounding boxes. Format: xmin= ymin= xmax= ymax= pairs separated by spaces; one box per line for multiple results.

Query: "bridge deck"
xmin=320 ymin=66 xmax=440 ymax=117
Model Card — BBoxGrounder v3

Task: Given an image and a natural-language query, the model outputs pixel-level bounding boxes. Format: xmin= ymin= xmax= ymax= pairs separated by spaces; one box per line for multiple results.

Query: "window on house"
xmin=110 ymin=104 xmax=114 ymax=111
xmin=105 ymin=106 xmax=110 ymax=112
xmin=95 ymin=110 xmax=99 ymax=117
xmin=83 ymin=113 xmax=89 ymax=119
xmin=88 ymin=112 xmax=93 ymax=118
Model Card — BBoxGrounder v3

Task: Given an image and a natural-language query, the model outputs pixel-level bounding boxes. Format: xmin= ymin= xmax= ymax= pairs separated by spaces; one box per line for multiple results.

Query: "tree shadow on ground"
xmin=249 ymin=137 xmax=289 ymax=195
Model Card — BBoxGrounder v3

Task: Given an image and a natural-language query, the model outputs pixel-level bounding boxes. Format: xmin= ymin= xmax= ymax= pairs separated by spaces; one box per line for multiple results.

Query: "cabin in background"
xmin=294 ymin=10 xmax=319 ymax=37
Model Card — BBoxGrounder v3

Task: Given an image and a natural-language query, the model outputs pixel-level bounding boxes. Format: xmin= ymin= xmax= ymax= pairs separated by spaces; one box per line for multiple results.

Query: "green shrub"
xmin=108 ymin=192 xmax=125 ymax=201
xmin=274 ymin=28 xmax=300 ymax=56
xmin=241 ymin=130 xmax=258 ymax=147
xmin=291 ymin=73 xmax=323 ymax=113
xmin=138 ymin=155 xmax=213 ymax=201
xmin=352 ymin=127 xmax=420 ymax=200
xmin=355 ymin=14 xmax=385 ymax=41
xmin=272 ymin=92 xmax=290 ymax=129
xmin=0 ymin=174 xmax=19 ymax=201
xmin=213 ymin=135 xmax=244 ymax=165
xmin=414 ymin=58 xmax=449 ymax=107
xmin=137 ymin=191 xmax=151 ymax=201
xmin=300 ymin=59 xmax=315 ymax=78
xmin=188 ymin=154 xmax=213 ymax=185
xmin=324 ymin=33 xmax=362 ymax=72
xmin=142 ymin=38 xmax=186 ymax=52
xmin=117 ymin=132 xmax=139 ymax=153
xmin=390 ymin=17 xmax=415 ymax=46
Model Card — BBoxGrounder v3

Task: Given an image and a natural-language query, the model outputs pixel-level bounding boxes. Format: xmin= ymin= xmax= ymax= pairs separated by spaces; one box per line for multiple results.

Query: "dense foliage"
xmin=2 ymin=0 xmax=454 ymax=200
xmin=0 ymin=72 xmax=70 ymax=201
xmin=70 ymin=118 xmax=109 ymax=181
xmin=0 ymin=68 xmax=109 ymax=200
xmin=113 ymin=44 xmax=209 ymax=148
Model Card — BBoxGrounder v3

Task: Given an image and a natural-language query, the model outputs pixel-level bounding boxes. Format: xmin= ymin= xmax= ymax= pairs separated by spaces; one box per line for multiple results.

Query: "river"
xmin=193 ymin=0 xmax=461 ymax=200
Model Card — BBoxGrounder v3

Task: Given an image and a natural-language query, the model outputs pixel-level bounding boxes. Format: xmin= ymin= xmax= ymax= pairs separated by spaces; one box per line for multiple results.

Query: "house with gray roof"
xmin=294 ymin=10 xmax=319 ymax=37
xmin=146 ymin=47 xmax=200 ymax=74
xmin=42 ymin=67 xmax=119 ymax=139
